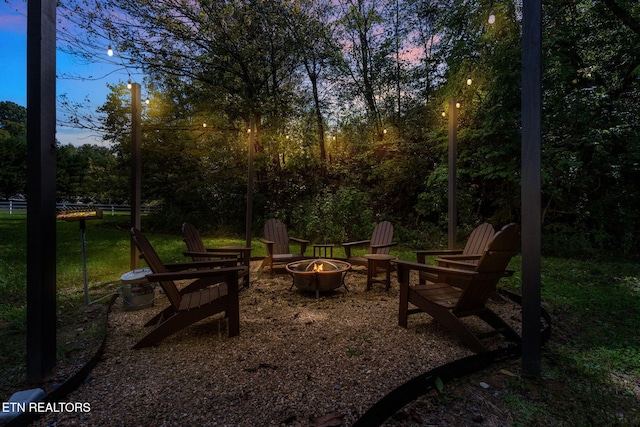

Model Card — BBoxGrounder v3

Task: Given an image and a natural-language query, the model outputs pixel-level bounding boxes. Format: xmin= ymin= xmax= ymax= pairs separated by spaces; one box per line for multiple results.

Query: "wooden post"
xmin=246 ymin=118 xmax=255 ymax=249
xmin=130 ymin=83 xmax=142 ymax=269
xmin=26 ymin=0 xmax=57 ymax=382
xmin=448 ymin=98 xmax=458 ymax=250
xmin=521 ymin=0 xmax=542 ymax=376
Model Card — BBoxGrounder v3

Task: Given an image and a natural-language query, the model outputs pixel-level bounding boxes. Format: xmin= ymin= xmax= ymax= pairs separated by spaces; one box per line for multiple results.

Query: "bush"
xmin=542 ymin=223 xmax=597 ymax=258
xmin=289 ymin=187 xmax=374 ymax=242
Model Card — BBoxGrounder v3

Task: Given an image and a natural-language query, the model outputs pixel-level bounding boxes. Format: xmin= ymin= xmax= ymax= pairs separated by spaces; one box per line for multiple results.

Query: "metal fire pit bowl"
xmin=285 ymin=259 xmax=351 ymax=298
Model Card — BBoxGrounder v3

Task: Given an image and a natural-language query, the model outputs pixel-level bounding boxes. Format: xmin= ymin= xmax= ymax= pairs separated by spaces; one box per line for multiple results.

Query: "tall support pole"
xmin=448 ymin=98 xmax=458 ymax=250
xmin=26 ymin=0 xmax=57 ymax=382
xmin=246 ymin=118 xmax=255 ymax=249
xmin=130 ymin=83 xmax=142 ymax=269
xmin=521 ymin=0 xmax=542 ymax=376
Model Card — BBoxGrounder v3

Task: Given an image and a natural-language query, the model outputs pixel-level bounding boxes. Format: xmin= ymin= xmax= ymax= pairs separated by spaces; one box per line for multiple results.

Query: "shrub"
xmin=289 ymin=187 xmax=374 ymax=242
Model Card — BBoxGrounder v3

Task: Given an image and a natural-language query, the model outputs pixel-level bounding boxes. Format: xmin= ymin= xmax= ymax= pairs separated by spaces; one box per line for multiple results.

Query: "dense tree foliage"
xmin=6 ymin=0 xmax=637 ymax=255
xmin=0 ymin=102 xmax=27 ymax=199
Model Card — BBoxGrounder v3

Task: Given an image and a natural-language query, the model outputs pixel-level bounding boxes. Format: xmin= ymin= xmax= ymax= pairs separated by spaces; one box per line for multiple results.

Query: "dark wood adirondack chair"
xmin=259 ymin=219 xmax=309 ymax=274
xmin=131 ymin=228 xmax=244 ymax=349
xmin=342 ymin=221 xmax=397 ymax=267
xmin=182 ymin=222 xmax=251 ymax=285
xmin=415 ymin=222 xmax=495 ymax=284
xmin=395 ymin=223 xmax=520 ymax=353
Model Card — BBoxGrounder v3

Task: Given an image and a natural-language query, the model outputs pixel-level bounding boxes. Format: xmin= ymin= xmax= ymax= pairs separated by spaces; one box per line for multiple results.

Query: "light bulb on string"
xmin=488 ymin=11 xmax=496 ymax=25
xmin=456 ymin=102 xmax=461 ymax=109
xmin=467 ymin=77 xmax=473 ymax=86
xmin=107 ymin=45 xmax=114 ymax=57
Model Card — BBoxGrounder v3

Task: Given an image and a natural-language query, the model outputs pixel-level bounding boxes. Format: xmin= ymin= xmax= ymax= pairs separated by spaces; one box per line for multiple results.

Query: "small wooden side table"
xmin=363 ymin=254 xmax=395 ymax=291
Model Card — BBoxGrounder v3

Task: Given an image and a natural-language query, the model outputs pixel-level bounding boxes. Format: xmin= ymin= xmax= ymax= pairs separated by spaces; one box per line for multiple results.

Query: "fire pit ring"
xmin=285 ymin=259 xmax=351 ymax=298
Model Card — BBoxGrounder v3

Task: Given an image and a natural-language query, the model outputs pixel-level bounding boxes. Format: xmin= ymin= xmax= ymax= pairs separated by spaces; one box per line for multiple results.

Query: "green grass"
xmin=495 ymin=256 xmax=640 ymax=425
xmin=1 ymin=213 xmax=639 ymax=424
xmin=0 ymin=212 xmax=266 ymax=318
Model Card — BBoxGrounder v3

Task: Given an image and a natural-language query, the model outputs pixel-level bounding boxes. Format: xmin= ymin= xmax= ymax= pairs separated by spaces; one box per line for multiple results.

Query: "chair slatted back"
xmin=454 ymin=223 xmax=519 ymax=313
xmin=463 ymin=223 xmax=495 ymax=255
xmin=370 ymin=221 xmax=394 ymax=255
xmin=264 ymin=219 xmax=290 ymax=255
xmin=131 ymin=228 xmax=182 ymax=309
xmin=182 ymin=222 xmax=209 ymax=261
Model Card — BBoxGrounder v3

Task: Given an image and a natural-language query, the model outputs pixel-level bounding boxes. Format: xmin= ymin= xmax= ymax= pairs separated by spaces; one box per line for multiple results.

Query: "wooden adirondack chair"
xmin=395 ymin=223 xmax=520 ymax=353
xmin=415 ymin=222 xmax=495 ymax=284
xmin=182 ymin=222 xmax=251 ymax=286
xmin=131 ymin=228 xmax=244 ymax=349
xmin=342 ymin=221 xmax=397 ymax=267
xmin=259 ymin=219 xmax=309 ymax=274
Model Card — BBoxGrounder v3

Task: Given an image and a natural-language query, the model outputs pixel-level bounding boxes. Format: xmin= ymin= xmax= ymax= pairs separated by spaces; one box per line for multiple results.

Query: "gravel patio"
xmin=33 ymin=262 xmax=522 ymax=426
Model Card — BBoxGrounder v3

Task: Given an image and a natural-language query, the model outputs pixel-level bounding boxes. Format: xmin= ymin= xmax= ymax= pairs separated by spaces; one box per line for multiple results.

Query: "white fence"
xmin=0 ymin=200 xmax=160 ymax=215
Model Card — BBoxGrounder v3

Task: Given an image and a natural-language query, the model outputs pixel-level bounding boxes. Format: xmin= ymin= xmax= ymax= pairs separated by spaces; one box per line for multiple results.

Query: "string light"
xmin=467 ymin=77 xmax=473 ymax=86
xmin=488 ymin=11 xmax=496 ymax=25
xmin=107 ymin=45 xmax=114 ymax=57
xmin=127 ymin=82 xmax=132 ymax=89
xmin=456 ymin=102 xmax=461 ymax=109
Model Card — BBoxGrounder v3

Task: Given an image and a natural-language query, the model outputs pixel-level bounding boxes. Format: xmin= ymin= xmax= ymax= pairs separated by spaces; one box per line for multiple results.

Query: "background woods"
xmin=2 ymin=0 xmax=639 ymax=256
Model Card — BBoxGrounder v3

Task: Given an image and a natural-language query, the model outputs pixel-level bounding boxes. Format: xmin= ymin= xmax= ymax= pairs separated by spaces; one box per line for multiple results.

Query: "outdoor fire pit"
xmin=285 ymin=259 xmax=351 ymax=298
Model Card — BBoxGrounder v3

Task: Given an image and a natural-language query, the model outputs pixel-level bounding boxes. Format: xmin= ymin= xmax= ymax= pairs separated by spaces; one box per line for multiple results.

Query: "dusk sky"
xmin=1 ymin=1 xmax=132 ymax=146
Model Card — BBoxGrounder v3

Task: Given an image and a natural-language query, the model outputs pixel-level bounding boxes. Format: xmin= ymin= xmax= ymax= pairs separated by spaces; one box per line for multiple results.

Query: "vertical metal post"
xmin=246 ymin=118 xmax=255 ymax=249
xmin=79 ymin=220 xmax=90 ymax=304
xmin=448 ymin=98 xmax=458 ymax=250
xmin=521 ymin=0 xmax=542 ymax=376
xmin=130 ymin=83 xmax=142 ymax=269
xmin=26 ymin=0 xmax=57 ymax=382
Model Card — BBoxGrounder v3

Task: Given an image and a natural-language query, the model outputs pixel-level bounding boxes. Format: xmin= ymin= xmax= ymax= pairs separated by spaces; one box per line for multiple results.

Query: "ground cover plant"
xmin=1 ymin=213 xmax=639 ymax=425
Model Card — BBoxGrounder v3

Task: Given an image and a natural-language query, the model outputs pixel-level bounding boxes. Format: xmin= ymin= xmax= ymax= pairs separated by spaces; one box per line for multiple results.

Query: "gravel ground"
xmin=34 ymin=262 xmax=522 ymax=426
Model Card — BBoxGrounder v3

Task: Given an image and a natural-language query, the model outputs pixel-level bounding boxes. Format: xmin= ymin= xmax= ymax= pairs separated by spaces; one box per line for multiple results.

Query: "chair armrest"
xmin=437 ymin=254 xmax=481 ymax=261
xmin=162 ymin=259 xmax=239 ymax=271
xmin=259 ymin=238 xmax=275 ymax=256
xmin=414 ymin=249 xmax=463 ymax=255
xmin=184 ymin=251 xmax=239 ymax=259
xmin=341 ymin=240 xmax=371 ymax=258
xmin=342 ymin=239 xmax=371 ymax=248
xmin=371 ymin=242 xmax=398 ymax=252
xmin=414 ymin=249 xmax=462 ymax=264
xmin=145 ymin=265 xmax=245 ymax=282
xmin=211 ymin=247 xmax=252 ymax=255
xmin=436 ymin=258 xmax=478 ymax=271
xmin=393 ymin=259 xmax=478 ymax=279
xmin=290 ymin=237 xmax=309 ymax=255
xmin=290 ymin=237 xmax=310 ymax=244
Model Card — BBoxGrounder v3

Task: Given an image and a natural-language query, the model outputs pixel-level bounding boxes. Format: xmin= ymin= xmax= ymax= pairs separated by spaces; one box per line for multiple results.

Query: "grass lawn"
xmin=1 ymin=213 xmax=639 ymax=424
